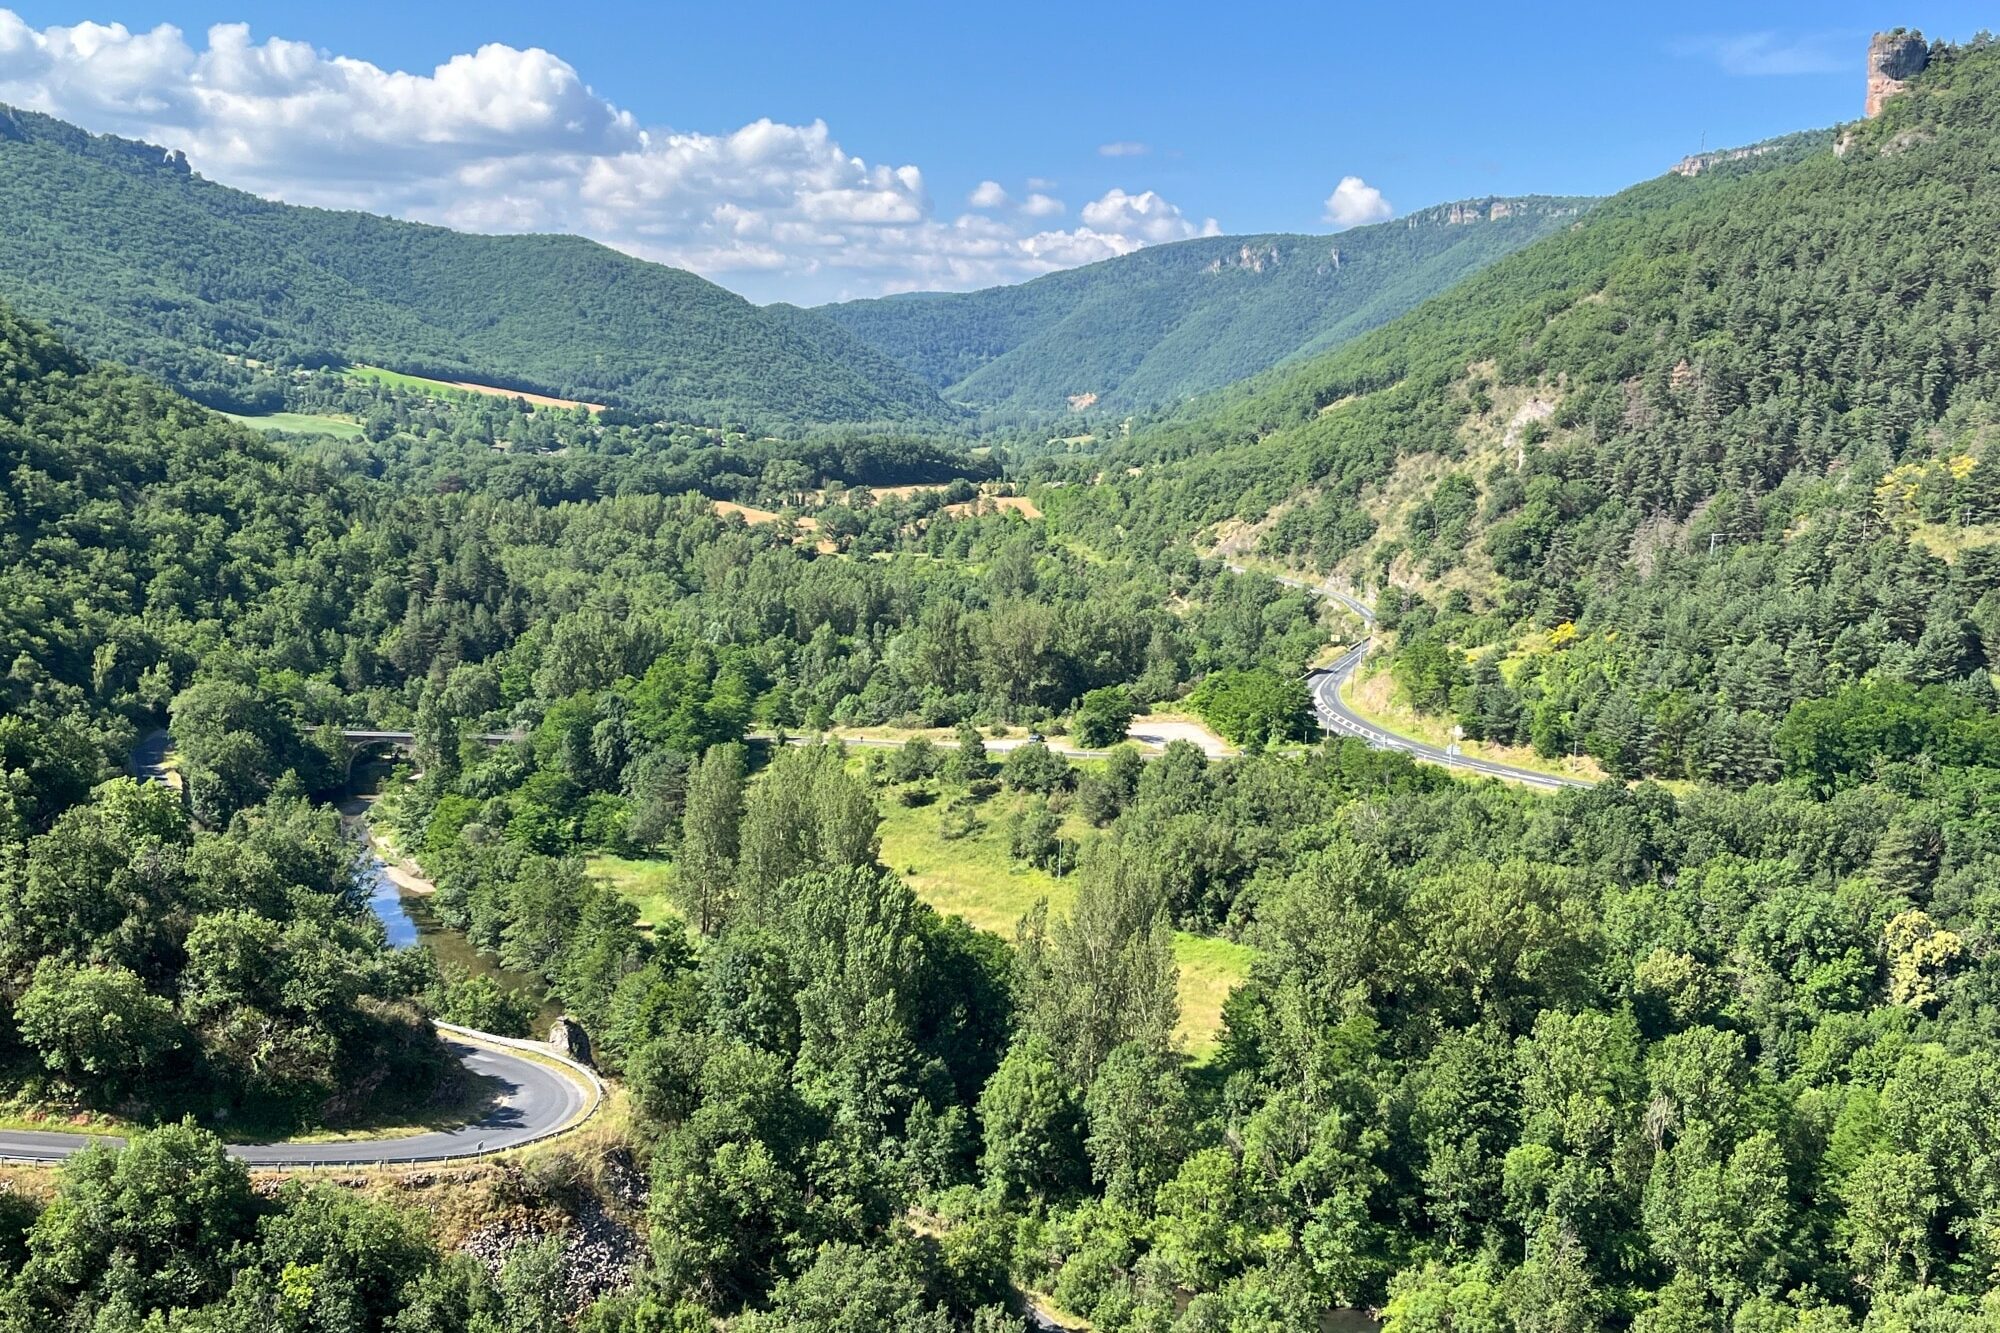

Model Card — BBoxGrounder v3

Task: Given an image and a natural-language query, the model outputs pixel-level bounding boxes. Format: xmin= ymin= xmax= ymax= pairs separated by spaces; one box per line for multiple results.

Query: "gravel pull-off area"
xmin=1125 ymin=715 xmax=1235 ymax=758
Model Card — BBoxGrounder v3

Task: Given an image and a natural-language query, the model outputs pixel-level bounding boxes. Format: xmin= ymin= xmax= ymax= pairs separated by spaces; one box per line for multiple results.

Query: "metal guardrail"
xmin=434 ymin=1020 xmax=608 ymax=1141
xmin=0 ymin=1022 xmax=607 ymax=1172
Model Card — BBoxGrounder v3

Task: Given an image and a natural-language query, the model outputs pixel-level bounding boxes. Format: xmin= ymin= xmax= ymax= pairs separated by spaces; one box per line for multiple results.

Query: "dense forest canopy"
xmin=273 ymin=368 xmax=1000 ymax=510
xmin=818 ymin=198 xmax=1591 ymax=418
xmin=6 ymin=28 xmax=2000 ymax=1333
xmin=0 ymin=103 xmax=956 ymax=429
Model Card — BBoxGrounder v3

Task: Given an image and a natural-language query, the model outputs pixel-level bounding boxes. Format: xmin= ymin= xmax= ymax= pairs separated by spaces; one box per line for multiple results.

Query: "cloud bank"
xmin=0 ymin=12 xmax=1222 ymax=301
xmin=1322 ymin=175 xmax=1392 ymax=228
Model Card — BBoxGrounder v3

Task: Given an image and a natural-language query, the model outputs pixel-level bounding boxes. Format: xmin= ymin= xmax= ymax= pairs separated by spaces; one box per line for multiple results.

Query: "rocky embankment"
xmin=460 ymin=1147 xmax=647 ymax=1312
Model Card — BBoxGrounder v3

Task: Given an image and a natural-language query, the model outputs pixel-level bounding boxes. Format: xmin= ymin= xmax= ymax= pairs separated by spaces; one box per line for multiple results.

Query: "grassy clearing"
xmin=1911 ymin=521 xmax=2000 ymax=563
xmin=876 ymin=791 xmax=1252 ymax=1057
xmin=347 ymin=364 xmax=460 ymax=394
xmin=1169 ymin=933 xmax=1256 ymax=1060
xmin=220 ymin=410 xmax=365 ymax=438
xmin=575 ymin=782 xmax=1255 ymax=1057
xmin=346 ymin=364 xmax=603 ymax=411
xmin=876 ymin=791 xmax=1076 ymax=931
xmin=585 ymin=853 xmax=679 ymax=931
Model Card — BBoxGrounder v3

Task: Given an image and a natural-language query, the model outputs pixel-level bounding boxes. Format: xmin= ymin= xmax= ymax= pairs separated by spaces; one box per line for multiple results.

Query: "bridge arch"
xmin=337 ymin=728 xmax=526 ymax=789
xmin=342 ymin=734 xmax=416 ymax=791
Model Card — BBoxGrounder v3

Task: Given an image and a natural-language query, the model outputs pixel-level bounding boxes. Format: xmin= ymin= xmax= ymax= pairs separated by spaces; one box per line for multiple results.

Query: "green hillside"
xmin=0 ymin=103 xmax=955 ymax=429
xmin=1048 ymin=38 xmax=2000 ymax=784
xmin=817 ymin=197 xmax=1591 ymax=415
xmin=21 ymin=30 xmax=2000 ymax=1324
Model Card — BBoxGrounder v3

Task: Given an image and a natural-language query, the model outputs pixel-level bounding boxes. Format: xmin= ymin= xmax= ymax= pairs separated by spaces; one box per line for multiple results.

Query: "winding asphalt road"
xmin=0 ymin=1035 xmax=594 ymax=1167
xmin=81 ymin=738 xmax=598 ymax=1169
xmin=128 ymin=727 xmax=177 ymax=786
xmin=1224 ymin=562 xmax=1595 ymax=790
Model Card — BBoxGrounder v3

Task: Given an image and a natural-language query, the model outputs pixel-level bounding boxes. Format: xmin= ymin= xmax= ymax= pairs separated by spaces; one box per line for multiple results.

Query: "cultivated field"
xmin=347 ymin=364 xmax=605 ymax=412
xmin=220 ymin=410 xmax=365 ymax=438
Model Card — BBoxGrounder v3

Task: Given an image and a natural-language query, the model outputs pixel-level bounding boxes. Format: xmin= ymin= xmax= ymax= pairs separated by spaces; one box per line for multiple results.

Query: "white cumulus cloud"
xmin=0 ymin=12 xmax=1225 ymax=301
xmin=1081 ymin=188 xmax=1220 ymax=243
xmin=1322 ymin=175 xmax=1392 ymax=228
xmin=978 ymin=189 xmax=1216 ymax=276
xmin=1098 ymin=140 xmax=1148 ymax=157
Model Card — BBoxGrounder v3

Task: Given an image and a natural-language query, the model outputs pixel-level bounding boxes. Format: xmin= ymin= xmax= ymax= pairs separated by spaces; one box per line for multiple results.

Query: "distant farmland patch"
xmin=945 ymin=493 xmax=1042 ymax=519
xmin=713 ymin=500 xmax=835 ymax=553
xmin=863 ymin=483 xmax=954 ymax=500
xmin=220 ymin=410 xmax=364 ymax=439
xmin=348 ymin=365 xmax=606 ymax=412
xmin=713 ymin=499 xmax=787 ymax=525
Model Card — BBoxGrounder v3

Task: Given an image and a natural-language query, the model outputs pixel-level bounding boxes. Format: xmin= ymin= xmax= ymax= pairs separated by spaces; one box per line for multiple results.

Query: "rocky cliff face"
xmin=1402 ymin=197 xmax=1589 ymax=230
xmin=1196 ymin=205 xmax=1570 ymax=278
xmin=1445 ymin=199 xmax=1515 ymax=224
xmin=1205 ymin=243 xmax=1283 ymax=274
xmin=1670 ymin=144 xmax=1777 ymax=177
xmin=1867 ymin=30 xmax=1930 ymax=117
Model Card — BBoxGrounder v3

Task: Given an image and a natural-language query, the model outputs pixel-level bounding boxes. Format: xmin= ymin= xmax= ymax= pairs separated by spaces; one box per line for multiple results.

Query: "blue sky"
xmin=0 ymin=2 xmax=1989 ymax=301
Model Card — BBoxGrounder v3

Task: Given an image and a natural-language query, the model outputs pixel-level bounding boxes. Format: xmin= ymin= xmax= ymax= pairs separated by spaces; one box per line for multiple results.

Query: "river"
xmin=350 ymin=820 xmax=564 ymax=1032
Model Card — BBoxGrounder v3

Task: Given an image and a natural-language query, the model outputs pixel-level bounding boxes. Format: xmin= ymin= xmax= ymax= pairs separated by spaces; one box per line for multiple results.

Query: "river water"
xmin=353 ymin=830 xmax=564 ymax=1031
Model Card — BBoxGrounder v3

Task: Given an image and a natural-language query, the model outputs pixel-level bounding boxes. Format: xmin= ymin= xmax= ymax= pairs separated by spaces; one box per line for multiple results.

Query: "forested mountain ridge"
xmin=815 ymin=196 xmax=1592 ymax=416
xmin=1041 ymin=36 xmax=2000 ymax=786
xmin=0 ymin=103 xmax=957 ymax=429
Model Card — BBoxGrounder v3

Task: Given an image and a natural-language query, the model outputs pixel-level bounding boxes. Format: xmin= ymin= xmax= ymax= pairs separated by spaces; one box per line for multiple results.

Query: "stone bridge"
xmin=341 ymin=728 xmax=525 ymax=782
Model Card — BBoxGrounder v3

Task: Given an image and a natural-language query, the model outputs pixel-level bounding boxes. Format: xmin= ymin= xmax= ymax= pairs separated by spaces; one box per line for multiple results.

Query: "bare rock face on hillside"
xmin=1867 ymin=30 xmax=1930 ymax=117
xmin=1205 ymin=243 xmax=1282 ymax=274
xmin=1404 ymin=197 xmax=1587 ymax=230
xmin=549 ymin=1017 xmax=594 ymax=1067
xmin=1670 ymin=143 xmax=1778 ymax=177
xmin=1444 ymin=199 xmax=1516 ymax=224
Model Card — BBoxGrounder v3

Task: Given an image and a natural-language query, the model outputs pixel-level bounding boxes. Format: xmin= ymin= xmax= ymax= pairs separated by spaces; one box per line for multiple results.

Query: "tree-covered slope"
xmin=816 ymin=197 xmax=1591 ymax=416
xmin=1047 ymin=37 xmax=2000 ymax=784
xmin=0 ymin=103 xmax=955 ymax=429
xmin=18 ymin=116 xmax=2000 ymax=1325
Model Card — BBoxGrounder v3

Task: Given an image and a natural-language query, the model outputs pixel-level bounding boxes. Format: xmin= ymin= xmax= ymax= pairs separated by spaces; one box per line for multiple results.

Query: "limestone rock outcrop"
xmin=549 ymin=1016 xmax=594 ymax=1067
xmin=1402 ymin=197 xmax=1586 ymax=230
xmin=1204 ymin=243 xmax=1283 ymax=274
xmin=1670 ymin=144 xmax=1777 ymax=178
xmin=1867 ymin=30 xmax=1929 ymax=118
xmin=1444 ymin=199 xmax=1515 ymax=224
